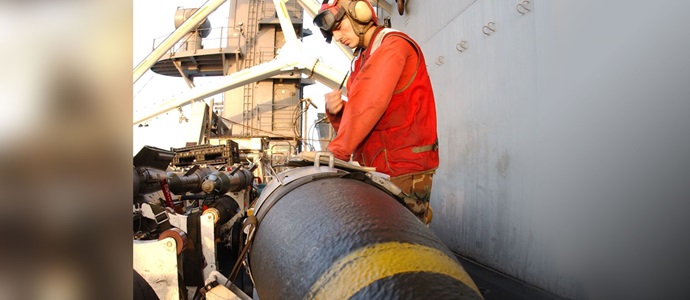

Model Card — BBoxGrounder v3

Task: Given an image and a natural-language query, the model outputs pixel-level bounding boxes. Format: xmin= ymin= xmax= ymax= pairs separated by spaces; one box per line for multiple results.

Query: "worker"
xmin=313 ymin=0 xmax=439 ymax=224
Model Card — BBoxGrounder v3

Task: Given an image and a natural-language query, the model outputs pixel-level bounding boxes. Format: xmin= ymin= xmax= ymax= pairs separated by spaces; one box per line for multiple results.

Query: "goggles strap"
xmin=334 ymin=8 xmax=346 ymax=26
xmin=353 ymin=19 xmax=376 ymax=48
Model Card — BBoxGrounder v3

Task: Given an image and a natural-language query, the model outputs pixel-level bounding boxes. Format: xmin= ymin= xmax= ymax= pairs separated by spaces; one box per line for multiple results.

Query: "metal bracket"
xmin=456 ymin=41 xmax=469 ymax=53
xmin=133 ymin=239 xmax=180 ymax=300
xmin=517 ymin=1 xmax=532 ymax=15
xmin=365 ymin=172 xmax=404 ymax=196
xmin=482 ymin=22 xmax=497 ymax=36
xmin=200 ymin=213 xmax=217 ymax=279
xmin=314 ymin=151 xmax=335 ymax=169
xmin=172 ymin=59 xmax=196 ymax=89
xmin=178 ymin=107 xmax=189 ymax=123
xmin=435 ymin=56 xmax=445 ymax=66
xmin=253 ymin=165 xmax=347 ymax=219
xmin=154 ymin=210 xmax=169 ymax=225
xmin=203 ymin=271 xmax=252 ymax=300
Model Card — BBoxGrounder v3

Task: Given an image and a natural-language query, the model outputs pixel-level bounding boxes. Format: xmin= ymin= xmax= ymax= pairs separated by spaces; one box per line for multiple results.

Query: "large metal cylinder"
xmin=250 ymin=176 xmax=483 ymax=299
xmin=174 ymin=8 xmax=211 ymax=38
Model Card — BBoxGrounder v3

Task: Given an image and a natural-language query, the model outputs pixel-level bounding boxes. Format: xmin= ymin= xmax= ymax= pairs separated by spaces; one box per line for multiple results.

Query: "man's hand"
xmin=325 ymin=89 xmax=344 ymax=114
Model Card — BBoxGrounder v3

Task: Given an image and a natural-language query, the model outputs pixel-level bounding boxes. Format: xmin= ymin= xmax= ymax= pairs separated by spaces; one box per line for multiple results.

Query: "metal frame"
xmin=133 ymin=0 xmax=360 ymax=126
xmin=134 ymin=0 xmax=229 ymax=84
xmin=139 ymin=203 xmax=221 ymax=284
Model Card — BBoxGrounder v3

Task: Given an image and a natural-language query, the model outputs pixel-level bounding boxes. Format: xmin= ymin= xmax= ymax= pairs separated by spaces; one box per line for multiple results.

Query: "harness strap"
xmin=369 ymin=28 xmax=397 ymax=56
xmin=368 ymin=28 xmax=421 ymax=94
xmin=411 ymin=138 xmax=439 ymax=154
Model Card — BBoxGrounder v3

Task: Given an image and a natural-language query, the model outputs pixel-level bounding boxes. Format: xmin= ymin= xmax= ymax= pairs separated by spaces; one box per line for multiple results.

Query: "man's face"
xmin=332 ymin=17 xmax=358 ymax=49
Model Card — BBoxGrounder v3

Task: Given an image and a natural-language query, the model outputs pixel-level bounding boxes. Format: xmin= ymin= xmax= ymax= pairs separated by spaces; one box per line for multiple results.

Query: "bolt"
xmin=166 ymin=240 xmax=174 ymax=249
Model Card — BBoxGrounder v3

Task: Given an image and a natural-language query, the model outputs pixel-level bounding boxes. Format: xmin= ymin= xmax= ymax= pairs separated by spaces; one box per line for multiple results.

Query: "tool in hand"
xmin=339 ymin=70 xmax=349 ymax=90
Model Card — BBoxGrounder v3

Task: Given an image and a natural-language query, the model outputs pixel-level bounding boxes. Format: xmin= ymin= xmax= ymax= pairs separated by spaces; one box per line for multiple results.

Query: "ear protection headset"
xmin=343 ymin=0 xmax=377 ymax=47
xmin=343 ymin=0 xmax=375 ymax=25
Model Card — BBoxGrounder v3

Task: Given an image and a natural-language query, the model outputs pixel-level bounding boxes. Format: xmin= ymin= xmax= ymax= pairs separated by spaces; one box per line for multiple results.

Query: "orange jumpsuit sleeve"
xmin=327 ymin=37 xmax=412 ymax=161
xmin=326 ymin=101 xmax=345 ymax=131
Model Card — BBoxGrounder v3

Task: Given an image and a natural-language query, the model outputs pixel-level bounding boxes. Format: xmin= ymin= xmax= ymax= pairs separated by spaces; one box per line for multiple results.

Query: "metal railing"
xmin=258 ymin=46 xmax=279 ymax=64
xmin=151 ymin=25 xmax=245 ymax=56
xmin=261 ymin=0 xmax=303 ymax=20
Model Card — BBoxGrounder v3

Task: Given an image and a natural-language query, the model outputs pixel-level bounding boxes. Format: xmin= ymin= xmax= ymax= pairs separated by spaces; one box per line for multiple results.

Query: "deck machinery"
xmin=133 ymin=146 xmax=483 ymax=299
xmin=133 ymin=1 xmax=482 ymax=299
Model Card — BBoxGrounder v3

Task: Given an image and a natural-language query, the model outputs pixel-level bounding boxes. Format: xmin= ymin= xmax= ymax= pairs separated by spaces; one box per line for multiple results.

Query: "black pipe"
xmin=201 ymin=169 xmax=254 ymax=194
xmin=134 ymin=167 xmax=168 ymax=204
xmin=168 ymin=168 xmax=254 ymax=195
xmin=167 ymin=167 xmax=214 ymax=194
xmin=250 ymin=176 xmax=483 ymax=300
xmin=208 ymin=195 xmax=240 ymax=225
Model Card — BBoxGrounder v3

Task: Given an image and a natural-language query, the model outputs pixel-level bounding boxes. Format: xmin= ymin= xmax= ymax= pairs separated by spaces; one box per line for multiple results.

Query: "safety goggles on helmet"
xmin=313 ymin=4 xmax=346 ymax=43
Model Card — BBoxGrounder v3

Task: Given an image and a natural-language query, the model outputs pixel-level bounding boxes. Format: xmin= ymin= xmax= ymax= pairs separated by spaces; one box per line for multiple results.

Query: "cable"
xmin=133 ymin=72 xmax=156 ymax=100
xmin=134 ymin=203 xmax=143 ymax=235
xmin=220 ymin=116 xmax=295 ymax=139
xmin=291 ymin=101 xmax=303 ymax=140
xmin=292 ymin=99 xmax=317 ymax=151
xmin=306 ymin=120 xmax=317 ymax=151
xmin=309 ymin=120 xmax=319 ymax=151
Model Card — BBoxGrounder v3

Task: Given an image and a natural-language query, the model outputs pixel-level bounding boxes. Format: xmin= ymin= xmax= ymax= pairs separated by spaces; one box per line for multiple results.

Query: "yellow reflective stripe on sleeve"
xmin=306 ymin=242 xmax=481 ymax=299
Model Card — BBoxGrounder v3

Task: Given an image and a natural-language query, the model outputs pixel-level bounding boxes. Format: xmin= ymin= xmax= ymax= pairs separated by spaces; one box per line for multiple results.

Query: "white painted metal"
xmin=133 ymin=238 xmax=180 ymax=300
xmin=200 ymin=213 xmax=217 ymax=279
xmin=167 ymin=212 xmax=189 ymax=232
xmin=137 ymin=199 xmax=246 ymax=296
xmin=205 ymin=271 xmax=253 ymax=300
xmin=205 ymin=285 xmax=243 ymax=300
xmin=389 ymin=0 xmax=690 ymax=299
xmin=133 ymin=59 xmax=290 ymax=125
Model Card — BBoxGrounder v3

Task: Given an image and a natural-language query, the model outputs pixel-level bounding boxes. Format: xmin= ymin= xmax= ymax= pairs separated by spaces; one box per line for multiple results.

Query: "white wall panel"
xmin=390 ymin=0 xmax=690 ymax=299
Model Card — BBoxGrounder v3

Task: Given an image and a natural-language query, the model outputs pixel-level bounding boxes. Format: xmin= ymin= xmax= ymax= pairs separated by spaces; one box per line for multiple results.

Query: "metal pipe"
xmin=167 ymin=167 xmax=215 ymax=194
xmin=201 ymin=169 xmax=254 ymax=194
xmin=168 ymin=168 xmax=254 ymax=195
xmin=134 ymin=166 xmax=168 ymax=196
xmin=133 ymin=58 xmax=292 ymax=125
xmin=249 ymin=175 xmax=483 ymax=299
xmin=133 ymin=0 xmax=228 ymax=84
xmin=204 ymin=195 xmax=241 ymax=225
xmin=133 ymin=0 xmax=352 ymax=125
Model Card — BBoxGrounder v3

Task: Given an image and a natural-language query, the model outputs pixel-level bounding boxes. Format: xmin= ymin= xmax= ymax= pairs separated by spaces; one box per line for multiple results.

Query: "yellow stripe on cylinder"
xmin=307 ymin=242 xmax=481 ymax=300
